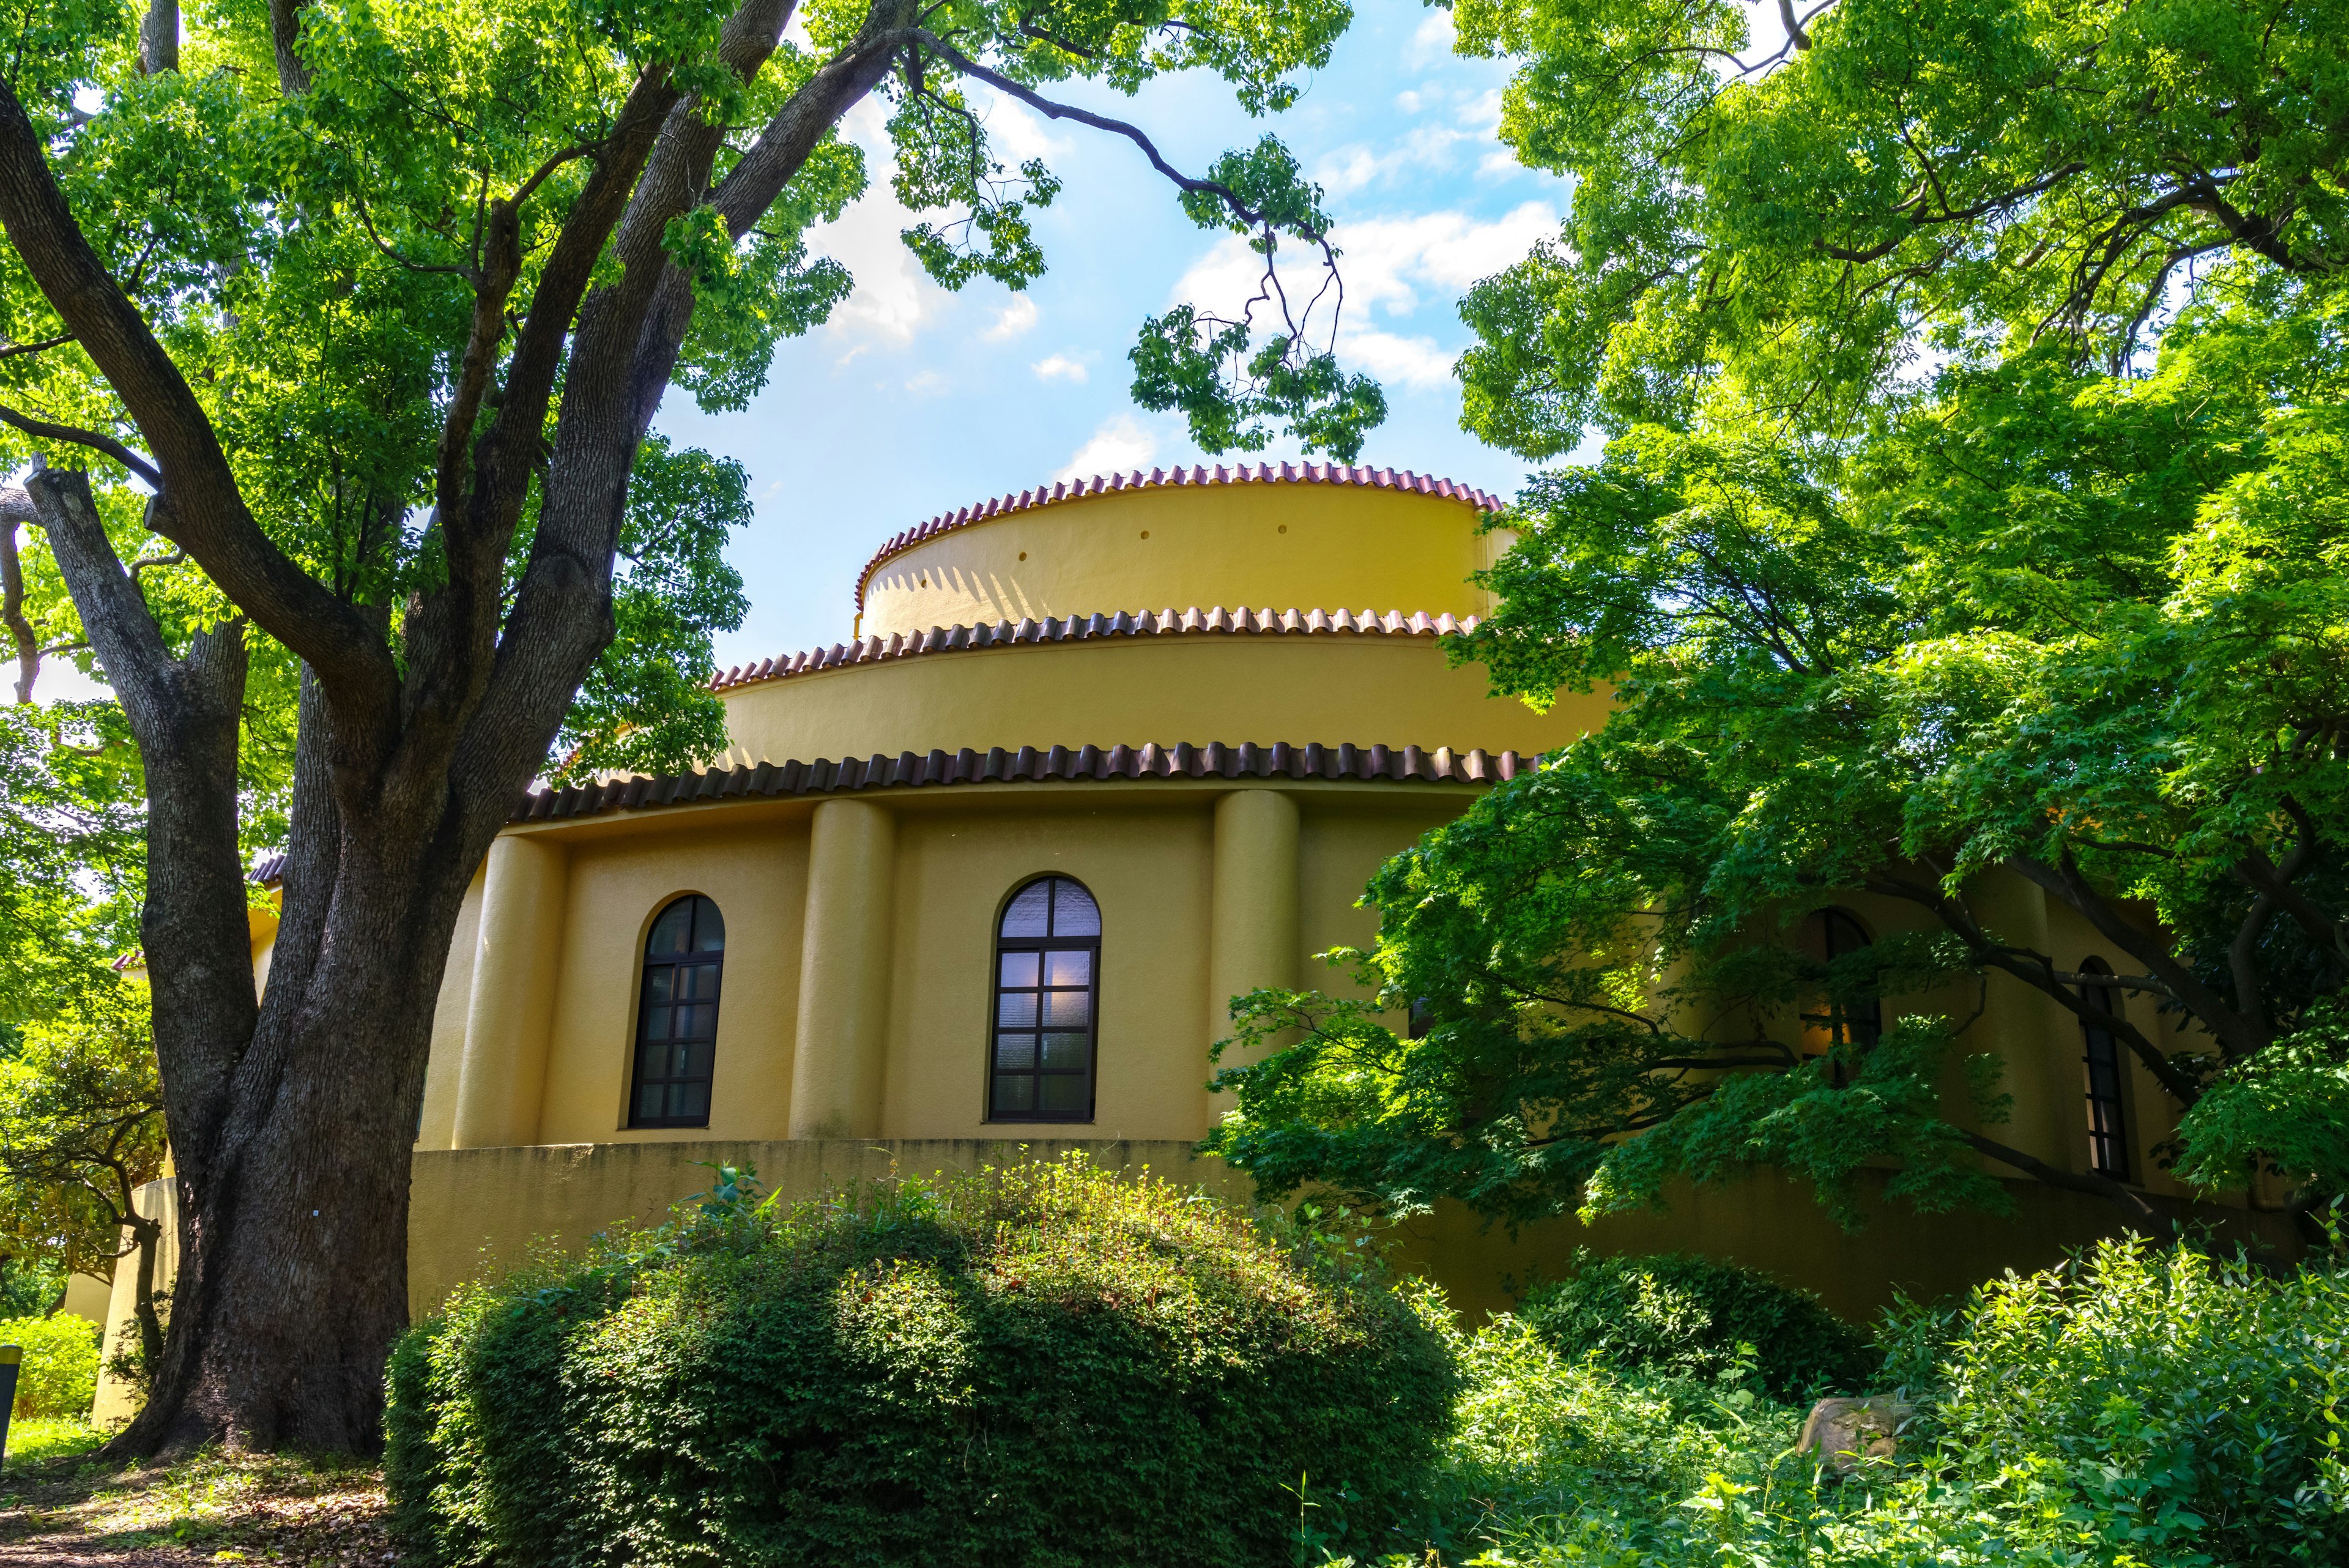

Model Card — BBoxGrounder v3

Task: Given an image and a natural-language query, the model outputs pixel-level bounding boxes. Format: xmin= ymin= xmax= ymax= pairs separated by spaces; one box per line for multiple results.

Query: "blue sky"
xmin=658 ymin=0 xmax=1575 ymax=669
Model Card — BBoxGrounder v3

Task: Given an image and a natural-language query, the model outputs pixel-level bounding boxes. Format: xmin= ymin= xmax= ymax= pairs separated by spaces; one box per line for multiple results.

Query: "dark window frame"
xmin=628 ymin=894 xmax=725 ymax=1129
xmin=2078 ymin=957 xmax=2132 ymax=1180
xmin=986 ymin=875 xmax=1101 ymax=1123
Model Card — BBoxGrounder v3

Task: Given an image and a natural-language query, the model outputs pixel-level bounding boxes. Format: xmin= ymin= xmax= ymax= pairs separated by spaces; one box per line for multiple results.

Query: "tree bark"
xmin=0 ymin=0 xmax=1204 ymax=1453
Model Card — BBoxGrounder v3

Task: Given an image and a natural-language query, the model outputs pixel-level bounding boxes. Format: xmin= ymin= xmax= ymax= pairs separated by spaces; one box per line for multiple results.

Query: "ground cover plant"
xmin=1374 ymin=1233 xmax=2349 ymax=1567
xmin=386 ymin=1156 xmax=1457 ymax=1568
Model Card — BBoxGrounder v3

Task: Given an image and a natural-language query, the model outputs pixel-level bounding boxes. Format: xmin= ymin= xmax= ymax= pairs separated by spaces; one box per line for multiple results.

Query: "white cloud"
xmin=1058 ymin=414 xmax=1159 ymax=480
xmin=981 ymin=100 xmax=1076 ymax=167
xmin=1316 ymin=146 xmax=1385 ymax=195
xmin=1458 ymin=88 xmax=1505 ymax=138
xmin=1171 ymin=201 xmax=1558 ymax=324
xmin=1342 ymin=329 xmax=1457 ymax=390
xmin=1407 ymin=10 xmax=1457 ymax=70
xmin=905 ymin=369 xmax=949 ymax=396
xmin=808 ymin=100 xmax=952 ymax=346
xmin=985 ymin=295 xmax=1040 ymax=341
xmin=1395 ymin=88 xmax=1427 ymax=116
xmin=1315 ymin=125 xmax=1469 ymax=195
xmin=1031 ymin=354 xmax=1089 ymax=384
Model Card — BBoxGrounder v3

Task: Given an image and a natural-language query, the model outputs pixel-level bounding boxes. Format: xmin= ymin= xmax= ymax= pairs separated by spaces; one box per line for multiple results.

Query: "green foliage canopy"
xmin=1450 ymin=0 xmax=2349 ymax=449
xmin=1204 ymin=0 xmax=2348 ymax=1238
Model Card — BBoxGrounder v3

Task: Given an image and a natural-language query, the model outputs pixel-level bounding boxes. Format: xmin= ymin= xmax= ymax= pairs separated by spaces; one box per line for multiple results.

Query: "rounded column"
xmin=1208 ymin=786 xmax=1302 ymax=1060
xmin=1962 ymin=871 xmax=2079 ymax=1172
xmin=789 ymin=797 xmax=898 ymax=1138
xmin=451 ymin=832 xmax=571 ymax=1150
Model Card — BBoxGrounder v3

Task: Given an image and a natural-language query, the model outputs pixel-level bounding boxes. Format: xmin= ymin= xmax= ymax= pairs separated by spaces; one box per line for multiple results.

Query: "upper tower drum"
xmin=855 ymin=464 xmax=1509 ymax=639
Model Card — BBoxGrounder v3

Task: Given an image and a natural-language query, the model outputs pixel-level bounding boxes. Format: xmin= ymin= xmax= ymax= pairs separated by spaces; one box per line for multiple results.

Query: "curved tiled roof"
xmin=513 ymin=740 xmax=1529 ymax=823
xmin=252 ymin=851 xmax=286 ymax=886
xmin=711 ymin=605 xmax=1480 ymax=694
xmin=855 ymin=463 xmax=1508 ymax=613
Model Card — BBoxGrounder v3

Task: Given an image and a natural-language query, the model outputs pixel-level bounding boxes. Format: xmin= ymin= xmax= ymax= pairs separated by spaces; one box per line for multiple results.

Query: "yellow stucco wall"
xmin=718 ymin=633 xmax=1603 ymax=767
xmin=89 ymin=472 xmax=2271 ymax=1433
xmin=860 ymin=483 xmax=1507 ymax=639
xmin=436 ymin=779 xmax=1485 ymax=1148
xmin=533 ymin=816 xmax=814 ymax=1144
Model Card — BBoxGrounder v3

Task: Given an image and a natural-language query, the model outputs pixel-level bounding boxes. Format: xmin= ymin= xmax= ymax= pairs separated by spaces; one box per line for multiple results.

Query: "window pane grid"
xmin=989 ymin=877 xmax=1098 ymax=1123
xmin=630 ymin=896 xmax=725 ymax=1129
xmin=2079 ymin=968 xmax=2131 ymax=1180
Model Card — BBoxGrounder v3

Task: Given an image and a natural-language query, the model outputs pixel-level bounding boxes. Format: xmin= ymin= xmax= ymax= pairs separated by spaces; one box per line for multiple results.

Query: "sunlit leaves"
xmin=1130 ymin=306 xmax=1386 ymax=459
xmin=1450 ymin=0 xmax=2349 ymax=452
xmin=546 ymin=437 xmax=749 ymax=785
xmin=666 ymin=136 xmax=863 ymax=412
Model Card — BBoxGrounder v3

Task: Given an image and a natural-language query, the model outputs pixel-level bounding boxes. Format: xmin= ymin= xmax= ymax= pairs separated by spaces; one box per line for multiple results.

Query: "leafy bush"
xmin=1516 ymin=1250 xmax=1874 ymax=1400
xmin=1406 ymin=1288 xmax=1806 ymax=1564
xmin=387 ymin=1155 xmax=1458 ymax=1567
xmin=0 ymin=1310 xmax=101 ymax=1419
xmin=1372 ymin=1236 xmax=2349 ymax=1567
xmin=1869 ymin=1234 xmax=2349 ymax=1566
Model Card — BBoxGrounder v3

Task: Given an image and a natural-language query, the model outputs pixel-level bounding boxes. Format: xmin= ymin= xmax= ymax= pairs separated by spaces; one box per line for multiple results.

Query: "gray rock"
xmin=1797 ymin=1395 xmax=1914 ymax=1473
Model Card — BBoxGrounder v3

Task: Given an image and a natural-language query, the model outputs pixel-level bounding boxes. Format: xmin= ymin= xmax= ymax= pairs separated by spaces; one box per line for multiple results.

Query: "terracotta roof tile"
xmin=511 ymin=741 xmax=1529 ymax=824
xmin=711 ymin=605 xmax=1480 ymax=694
xmin=855 ymin=463 xmax=1507 ymax=613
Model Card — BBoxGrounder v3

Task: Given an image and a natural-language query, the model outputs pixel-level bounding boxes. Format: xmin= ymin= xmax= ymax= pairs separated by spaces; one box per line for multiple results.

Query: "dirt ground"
xmin=0 ymin=1451 xmax=396 ymax=1567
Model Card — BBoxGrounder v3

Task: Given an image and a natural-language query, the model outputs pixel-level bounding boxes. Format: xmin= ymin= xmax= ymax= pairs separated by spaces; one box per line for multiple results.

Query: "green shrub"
xmin=1868 ymin=1235 xmax=2349 ymax=1566
xmin=1408 ymin=1288 xmax=1806 ymax=1564
xmin=387 ymin=1155 xmax=1458 ymax=1568
xmin=0 ymin=1311 xmax=101 ymax=1419
xmin=1376 ymin=1237 xmax=2349 ymax=1567
xmin=1515 ymin=1250 xmax=1874 ymax=1400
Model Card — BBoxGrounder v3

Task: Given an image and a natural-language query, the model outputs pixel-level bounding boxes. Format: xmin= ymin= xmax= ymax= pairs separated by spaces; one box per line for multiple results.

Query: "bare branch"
xmin=0 ymin=401 xmax=162 ymax=486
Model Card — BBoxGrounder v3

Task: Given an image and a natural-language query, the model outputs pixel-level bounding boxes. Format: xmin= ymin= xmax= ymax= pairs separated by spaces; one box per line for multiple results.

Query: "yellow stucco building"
xmin=94 ymin=463 xmax=2294 ymax=1421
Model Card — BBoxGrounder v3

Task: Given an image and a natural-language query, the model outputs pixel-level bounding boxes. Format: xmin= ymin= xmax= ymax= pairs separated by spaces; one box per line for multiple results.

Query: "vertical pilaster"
xmin=789 ymin=797 xmax=897 ymax=1138
xmin=1964 ymin=871 xmax=2080 ymax=1172
xmin=1208 ymin=786 xmax=1302 ymax=1062
xmin=451 ymin=833 xmax=570 ymax=1150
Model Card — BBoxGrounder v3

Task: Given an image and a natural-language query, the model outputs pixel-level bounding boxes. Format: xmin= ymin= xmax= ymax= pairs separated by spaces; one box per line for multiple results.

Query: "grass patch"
xmin=2 ymin=1415 xmax=108 ymax=1467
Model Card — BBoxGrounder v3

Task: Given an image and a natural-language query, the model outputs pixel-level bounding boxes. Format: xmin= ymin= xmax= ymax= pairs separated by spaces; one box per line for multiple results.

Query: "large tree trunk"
xmin=0 ymin=0 xmax=922 ymax=1454
xmin=140 ymin=854 xmax=481 ymax=1447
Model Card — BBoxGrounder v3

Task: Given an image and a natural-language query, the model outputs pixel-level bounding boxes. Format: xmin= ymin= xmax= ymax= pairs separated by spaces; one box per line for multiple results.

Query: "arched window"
xmin=2078 ymin=957 xmax=2131 ymax=1179
xmin=1800 ymin=907 xmax=1882 ymax=1053
xmin=629 ymin=894 xmax=725 ymax=1128
xmin=989 ymin=876 xmax=1100 ymax=1121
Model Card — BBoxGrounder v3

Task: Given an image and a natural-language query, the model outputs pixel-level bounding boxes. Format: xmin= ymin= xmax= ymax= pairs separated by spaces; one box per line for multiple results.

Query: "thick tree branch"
xmin=28 ymin=467 xmax=258 ymax=1216
xmin=0 ymin=401 xmax=161 ymax=486
xmin=2009 ymin=850 xmax=2268 ymax=1058
xmin=0 ymin=78 xmax=394 ymax=711
xmin=139 ymin=0 xmax=179 ymax=75
xmin=2235 ymin=808 xmax=2349 ymax=972
xmin=1865 ymin=867 xmax=2207 ymax=1104
xmin=0 ymin=485 xmax=39 ymax=702
xmin=1960 ymin=1129 xmax=2176 ymax=1236
xmin=266 ymin=0 xmax=311 ymax=95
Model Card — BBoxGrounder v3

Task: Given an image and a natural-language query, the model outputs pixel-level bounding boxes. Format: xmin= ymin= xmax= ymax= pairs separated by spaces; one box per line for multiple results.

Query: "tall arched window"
xmin=989 ymin=876 xmax=1100 ymax=1122
xmin=629 ymin=894 xmax=725 ymax=1128
xmin=2078 ymin=957 xmax=2131 ymax=1179
xmin=1800 ymin=907 xmax=1882 ymax=1054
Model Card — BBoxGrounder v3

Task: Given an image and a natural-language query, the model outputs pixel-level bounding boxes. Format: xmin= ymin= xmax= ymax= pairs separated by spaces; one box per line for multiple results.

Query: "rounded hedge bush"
xmin=387 ymin=1156 xmax=1458 ymax=1567
xmin=1516 ymin=1250 xmax=1872 ymax=1400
